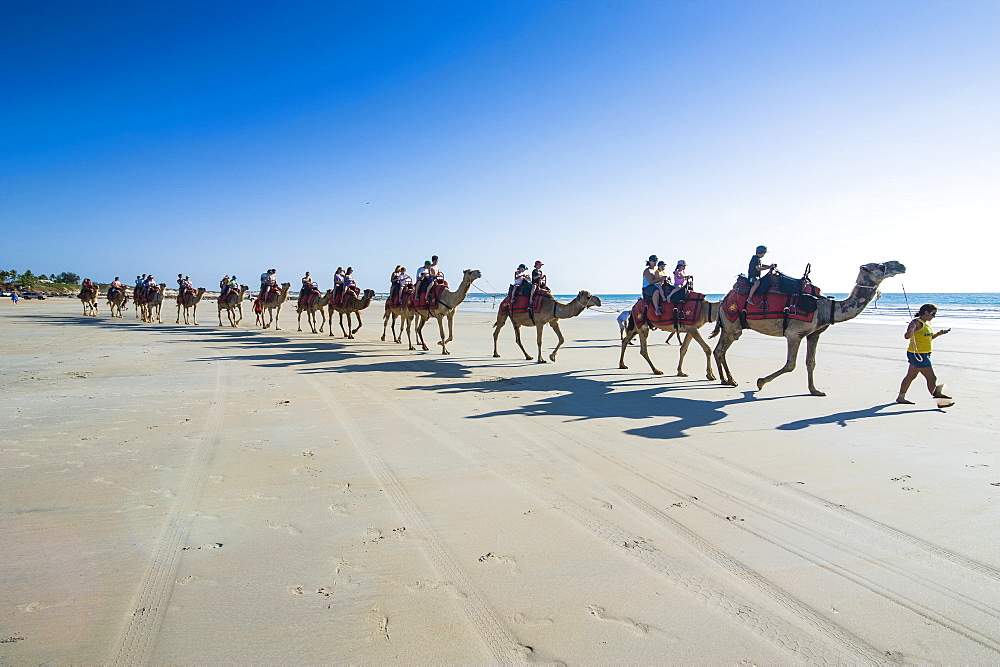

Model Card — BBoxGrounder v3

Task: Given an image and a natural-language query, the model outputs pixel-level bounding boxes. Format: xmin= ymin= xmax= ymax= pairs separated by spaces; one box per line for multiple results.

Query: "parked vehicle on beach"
xmin=21 ymin=291 xmax=46 ymax=300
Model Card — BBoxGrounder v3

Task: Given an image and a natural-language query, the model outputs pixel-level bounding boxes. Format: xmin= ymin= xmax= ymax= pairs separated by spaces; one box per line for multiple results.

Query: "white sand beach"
xmin=2 ymin=297 xmax=999 ymax=663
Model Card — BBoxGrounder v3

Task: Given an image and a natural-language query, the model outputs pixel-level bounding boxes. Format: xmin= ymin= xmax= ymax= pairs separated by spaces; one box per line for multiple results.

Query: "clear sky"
xmin=4 ymin=0 xmax=998 ymax=294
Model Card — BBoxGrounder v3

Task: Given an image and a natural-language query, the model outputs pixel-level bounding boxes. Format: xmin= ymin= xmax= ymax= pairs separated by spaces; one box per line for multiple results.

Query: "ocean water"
xmin=457 ymin=292 xmax=1000 ymax=330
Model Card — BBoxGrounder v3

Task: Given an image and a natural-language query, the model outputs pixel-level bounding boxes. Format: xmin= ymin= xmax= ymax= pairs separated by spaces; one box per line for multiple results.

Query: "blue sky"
xmin=4 ymin=0 xmax=998 ymax=293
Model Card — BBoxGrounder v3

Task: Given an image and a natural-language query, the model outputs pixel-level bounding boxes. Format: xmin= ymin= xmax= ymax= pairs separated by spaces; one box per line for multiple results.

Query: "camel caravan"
xmin=79 ymin=247 xmax=904 ymax=394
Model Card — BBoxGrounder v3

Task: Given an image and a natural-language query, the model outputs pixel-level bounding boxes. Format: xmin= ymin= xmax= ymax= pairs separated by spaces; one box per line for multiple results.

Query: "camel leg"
xmin=352 ymin=312 xmax=363 ymax=335
xmin=382 ymin=312 xmax=391 ymax=341
xmin=218 ymin=307 xmax=224 ymax=326
xmin=534 ymin=323 xmax=546 ymax=363
xmin=176 ymin=303 xmax=181 ymax=324
xmin=236 ymin=303 xmax=243 ymax=325
xmin=273 ymin=306 xmax=281 ymax=330
xmin=436 ymin=315 xmax=449 ymax=354
xmin=404 ymin=315 xmax=415 ymax=350
xmin=757 ymin=334 xmax=805 ymax=391
xmin=510 ymin=321 xmax=531 ymax=360
xmin=415 ymin=316 xmax=429 ymax=351
xmin=619 ymin=325 xmax=640 ymax=369
xmin=686 ymin=329 xmax=716 ymax=381
xmin=676 ymin=329 xmax=693 ymax=376
xmin=547 ymin=321 xmax=565 ymax=363
xmin=193 ymin=304 xmax=198 ymax=325
xmin=492 ymin=314 xmax=509 ymax=357
xmin=297 ymin=309 xmax=304 ymax=331
xmin=339 ymin=312 xmax=349 ymax=338
xmin=804 ymin=330 xmax=826 ymax=396
xmin=713 ymin=327 xmax=741 ymax=386
xmin=636 ymin=326 xmax=663 ymax=375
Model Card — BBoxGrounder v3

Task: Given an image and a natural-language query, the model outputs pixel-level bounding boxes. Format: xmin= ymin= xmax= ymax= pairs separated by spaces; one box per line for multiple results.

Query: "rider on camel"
xmin=529 ymin=260 xmax=549 ymax=309
xmin=747 ymin=245 xmax=777 ymax=306
xmin=642 ymin=256 xmax=668 ymax=316
xmin=665 ymin=260 xmax=693 ymax=302
xmin=259 ymin=269 xmax=277 ymax=300
xmin=507 ymin=263 xmax=529 ymax=305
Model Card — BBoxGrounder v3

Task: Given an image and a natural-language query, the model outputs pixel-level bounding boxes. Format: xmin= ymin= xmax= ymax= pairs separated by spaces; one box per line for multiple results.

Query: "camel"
xmin=217 ymin=284 xmax=248 ymax=327
xmin=493 ymin=290 xmax=602 ymax=363
xmin=138 ymin=285 xmax=165 ymax=324
xmin=382 ymin=290 xmax=417 ymax=349
xmin=176 ymin=287 xmax=207 ymax=325
xmin=297 ymin=289 xmax=333 ymax=333
xmin=619 ymin=298 xmax=722 ymax=379
xmin=712 ymin=261 xmax=905 ymax=395
xmin=413 ymin=269 xmax=482 ymax=354
xmin=328 ymin=289 xmax=376 ymax=338
xmin=78 ymin=285 xmax=99 ymax=316
xmin=259 ymin=283 xmax=291 ymax=330
xmin=106 ymin=287 xmax=127 ymax=318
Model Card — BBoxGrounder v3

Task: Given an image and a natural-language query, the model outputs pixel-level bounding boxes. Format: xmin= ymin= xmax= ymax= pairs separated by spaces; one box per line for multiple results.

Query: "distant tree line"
xmin=0 ymin=268 xmax=81 ymax=287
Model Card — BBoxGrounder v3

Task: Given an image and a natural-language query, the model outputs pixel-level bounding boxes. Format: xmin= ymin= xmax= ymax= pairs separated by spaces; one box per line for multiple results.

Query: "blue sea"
xmin=457 ymin=292 xmax=1000 ymax=330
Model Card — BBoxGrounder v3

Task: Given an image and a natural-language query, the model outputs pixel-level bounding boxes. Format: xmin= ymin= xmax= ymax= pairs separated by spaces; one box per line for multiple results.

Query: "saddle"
xmin=629 ymin=292 xmax=705 ymax=329
xmin=499 ymin=288 xmax=551 ymax=316
xmin=386 ymin=285 xmax=413 ymax=309
xmin=334 ymin=285 xmax=360 ymax=308
xmin=414 ymin=279 xmax=448 ymax=310
xmin=723 ymin=273 xmax=824 ymax=328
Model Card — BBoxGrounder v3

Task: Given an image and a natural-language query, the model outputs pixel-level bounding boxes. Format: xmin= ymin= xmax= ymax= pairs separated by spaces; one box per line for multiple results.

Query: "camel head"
xmin=462 ymin=269 xmax=482 ymax=282
xmin=362 ymin=289 xmax=376 ymax=299
xmin=857 ymin=261 xmax=906 ymax=286
xmin=575 ymin=290 xmax=602 ymax=308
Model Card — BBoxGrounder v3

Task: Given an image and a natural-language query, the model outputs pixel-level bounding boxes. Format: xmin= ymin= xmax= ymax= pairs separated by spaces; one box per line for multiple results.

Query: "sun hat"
xmin=648 ymin=254 xmax=658 ymax=262
xmin=677 ymin=260 xmax=686 ymax=266
xmin=517 ymin=263 xmax=527 ymax=270
xmin=534 ymin=260 xmax=543 ymax=266
xmin=755 ymin=245 xmax=767 ymax=254
xmin=424 ymin=260 xmax=432 ymax=266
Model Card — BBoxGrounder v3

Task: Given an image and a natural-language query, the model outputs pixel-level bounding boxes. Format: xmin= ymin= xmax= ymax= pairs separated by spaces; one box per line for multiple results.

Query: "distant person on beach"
xmin=642 ymin=255 xmax=667 ymax=316
xmin=11 ymin=291 xmax=19 ymax=305
xmin=617 ymin=310 xmax=634 ymax=343
xmin=747 ymin=245 xmax=776 ymax=306
xmin=897 ymin=303 xmax=953 ymax=406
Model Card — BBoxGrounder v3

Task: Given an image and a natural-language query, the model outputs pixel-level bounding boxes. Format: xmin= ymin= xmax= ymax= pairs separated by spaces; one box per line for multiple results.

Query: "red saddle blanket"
xmin=385 ymin=286 xmax=414 ymax=310
xmin=630 ymin=293 xmax=705 ymax=329
xmin=177 ymin=287 xmax=197 ymax=303
xmin=722 ymin=282 xmax=821 ymax=324
xmin=332 ymin=285 xmax=360 ymax=308
xmin=298 ymin=290 xmax=319 ymax=309
xmin=413 ymin=280 xmax=448 ymax=310
xmin=498 ymin=291 xmax=549 ymax=316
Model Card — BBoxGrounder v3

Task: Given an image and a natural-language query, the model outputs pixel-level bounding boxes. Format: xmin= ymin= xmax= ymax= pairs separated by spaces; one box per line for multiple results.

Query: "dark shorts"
xmin=907 ymin=351 xmax=932 ymax=368
xmin=641 ymin=284 xmax=660 ymax=301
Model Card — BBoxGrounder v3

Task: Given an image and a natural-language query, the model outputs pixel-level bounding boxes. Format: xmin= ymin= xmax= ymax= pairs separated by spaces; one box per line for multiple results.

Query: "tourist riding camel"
xmin=259 ymin=282 xmax=290 ymax=330
xmin=619 ymin=291 xmax=723 ymax=379
xmin=138 ymin=278 xmax=165 ymax=323
xmin=176 ymin=286 xmax=206 ymax=325
xmin=382 ymin=268 xmax=416 ymax=348
xmin=711 ymin=261 xmax=906 ymax=395
xmin=328 ymin=288 xmax=375 ymax=339
xmin=107 ymin=277 xmax=127 ymax=318
xmin=78 ymin=278 xmax=99 ymax=316
xmin=217 ymin=283 xmax=248 ymax=327
xmin=412 ymin=268 xmax=481 ymax=354
xmin=298 ymin=288 xmax=333 ymax=333
xmin=493 ymin=289 xmax=602 ymax=363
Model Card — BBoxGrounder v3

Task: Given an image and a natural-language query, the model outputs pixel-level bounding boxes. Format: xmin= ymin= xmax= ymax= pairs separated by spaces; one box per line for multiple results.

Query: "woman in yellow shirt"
xmin=896 ymin=303 xmax=952 ymax=405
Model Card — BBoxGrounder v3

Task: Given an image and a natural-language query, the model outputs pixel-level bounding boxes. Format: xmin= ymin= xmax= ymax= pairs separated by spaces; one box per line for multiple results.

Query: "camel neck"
xmin=440 ymin=276 xmax=474 ymax=308
xmin=553 ymin=295 xmax=587 ymax=319
xmin=833 ymin=283 xmax=878 ymax=323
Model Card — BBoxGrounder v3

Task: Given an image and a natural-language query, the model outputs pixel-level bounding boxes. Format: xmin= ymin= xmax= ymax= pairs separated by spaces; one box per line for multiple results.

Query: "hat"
xmin=657 ymin=260 xmax=666 ymax=266
xmin=755 ymin=245 xmax=767 ymax=254
xmin=677 ymin=260 xmax=686 ymax=266
xmin=517 ymin=263 xmax=527 ymax=270
xmin=534 ymin=260 xmax=543 ymax=267
xmin=648 ymin=254 xmax=658 ymax=262
xmin=424 ymin=260 xmax=432 ymax=266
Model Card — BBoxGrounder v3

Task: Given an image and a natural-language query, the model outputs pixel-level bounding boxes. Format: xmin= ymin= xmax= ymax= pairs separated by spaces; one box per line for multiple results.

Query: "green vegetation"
xmin=1 ymin=268 xmax=85 ymax=293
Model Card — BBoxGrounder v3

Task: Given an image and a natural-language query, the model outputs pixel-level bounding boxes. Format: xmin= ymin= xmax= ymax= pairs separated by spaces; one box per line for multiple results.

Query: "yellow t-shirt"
xmin=909 ymin=320 xmax=933 ymax=354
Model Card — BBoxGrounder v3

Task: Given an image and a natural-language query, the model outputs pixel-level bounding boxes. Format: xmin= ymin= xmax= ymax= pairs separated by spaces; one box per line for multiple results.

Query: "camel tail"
xmin=627 ymin=314 xmax=636 ymax=332
xmin=709 ymin=319 xmax=722 ymax=339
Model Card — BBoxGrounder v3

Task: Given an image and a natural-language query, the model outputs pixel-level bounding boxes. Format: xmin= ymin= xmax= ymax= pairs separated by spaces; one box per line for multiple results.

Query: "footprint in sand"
xmin=405 ymin=579 xmax=466 ymax=599
xmin=587 ymin=605 xmax=673 ymax=640
xmin=18 ymin=602 xmax=47 ymax=613
xmin=477 ymin=552 xmax=520 ymax=575
xmin=328 ymin=500 xmax=348 ymax=515
xmin=268 ymin=522 xmax=301 ymax=535
xmin=590 ymin=497 xmax=613 ymax=510
xmin=512 ymin=612 xmax=554 ymax=626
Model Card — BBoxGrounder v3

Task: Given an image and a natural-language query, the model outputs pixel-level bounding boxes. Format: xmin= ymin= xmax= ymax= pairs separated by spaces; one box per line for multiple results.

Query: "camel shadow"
xmin=776 ymin=403 xmax=939 ymax=430
xmin=400 ymin=371 xmax=783 ymax=440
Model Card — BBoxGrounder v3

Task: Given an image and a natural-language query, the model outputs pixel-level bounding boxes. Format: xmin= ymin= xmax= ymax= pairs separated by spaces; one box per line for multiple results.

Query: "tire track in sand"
xmin=332 ymin=371 xmax=881 ymax=664
xmin=110 ymin=361 xmax=230 ymax=666
xmin=307 ymin=378 xmax=531 ymax=666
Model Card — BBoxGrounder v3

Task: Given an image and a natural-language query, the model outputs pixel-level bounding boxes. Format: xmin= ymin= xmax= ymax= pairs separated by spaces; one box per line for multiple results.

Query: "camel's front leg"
xmin=804 ymin=330 xmax=826 ymax=396
xmin=235 ymin=303 xmax=243 ymax=325
xmin=511 ymin=321 xmax=531 ymax=360
xmin=297 ymin=308 xmax=304 ymax=331
xmin=192 ymin=304 xmax=198 ymax=325
xmin=382 ymin=312 xmax=391 ymax=341
xmin=176 ymin=303 xmax=182 ymax=324
xmin=218 ymin=307 xmax=224 ymax=327
xmin=713 ymin=328 xmax=741 ymax=386
xmin=534 ymin=323 xmax=547 ymax=363
xmin=436 ymin=315 xmax=450 ymax=354
xmin=404 ymin=315 xmax=415 ymax=350
xmin=492 ymin=313 xmax=508 ymax=357
xmin=619 ymin=326 xmax=639 ymax=369
xmin=637 ymin=326 xmax=662 ymax=374
xmin=273 ymin=306 xmax=282 ymax=330
xmin=688 ymin=329 xmax=716 ymax=380
xmin=547 ymin=321 xmax=566 ymax=362
xmin=414 ymin=316 xmax=429 ymax=351
xmin=757 ymin=334 xmax=805 ymax=391
xmin=339 ymin=312 xmax=349 ymax=338
xmin=351 ymin=311 xmax=363 ymax=335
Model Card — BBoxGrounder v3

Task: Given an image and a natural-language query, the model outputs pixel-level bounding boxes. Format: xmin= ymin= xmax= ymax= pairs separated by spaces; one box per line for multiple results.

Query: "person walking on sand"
xmin=897 ymin=303 xmax=953 ymax=407
xmin=617 ymin=310 xmax=635 ymax=344
xmin=11 ymin=290 xmax=19 ymax=305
